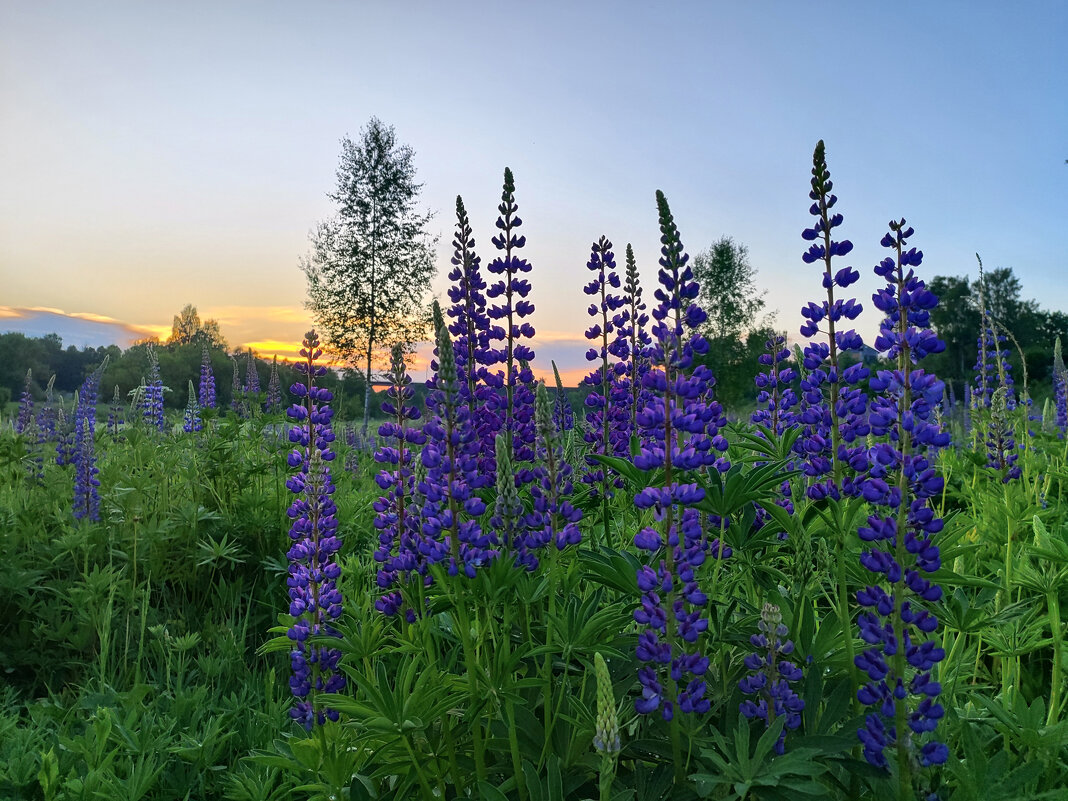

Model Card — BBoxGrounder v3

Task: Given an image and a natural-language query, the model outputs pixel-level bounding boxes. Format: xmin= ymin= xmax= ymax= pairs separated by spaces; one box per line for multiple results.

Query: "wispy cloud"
xmin=0 ymin=306 xmax=166 ymax=347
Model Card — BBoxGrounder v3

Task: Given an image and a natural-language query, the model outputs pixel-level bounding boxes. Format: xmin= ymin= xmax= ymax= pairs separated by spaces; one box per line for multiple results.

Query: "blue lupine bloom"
xmin=372 ymin=344 xmax=426 ymax=619
xmin=581 ymin=236 xmax=631 ymax=497
xmin=985 ymin=387 xmax=1021 ymax=482
xmin=245 ymin=351 xmax=261 ymax=397
xmin=796 ymin=141 xmax=869 ymax=500
xmin=265 ymin=356 xmax=283 ymax=414
xmin=72 ymin=368 xmax=103 ymax=521
xmin=107 ymin=385 xmax=124 ymax=440
xmin=1053 ymin=337 xmax=1066 ymax=435
xmin=142 ymin=344 xmax=166 ymax=432
xmin=752 ymin=334 xmax=798 ymax=435
xmin=484 ymin=168 xmax=538 ymax=485
xmin=433 ymin=195 xmax=499 ymax=488
xmin=631 ymin=191 xmax=727 ymax=721
xmin=739 ymin=604 xmax=804 ymax=754
xmin=619 ymin=243 xmax=653 ymax=437
xmin=183 ymin=380 xmax=202 ymax=433
xmin=856 ymin=220 xmax=949 ymax=772
xmin=973 ymin=311 xmax=1014 ymax=410
xmin=419 ymin=302 xmax=493 ymax=578
xmin=231 ymin=357 xmax=243 ymax=416
xmin=199 ymin=343 xmax=216 ymax=409
xmin=530 ymin=381 xmax=583 ymax=557
xmin=16 ymin=369 xmax=34 ymax=434
xmin=285 ymin=330 xmax=345 ymax=729
xmin=55 ymin=406 xmax=75 ymax=467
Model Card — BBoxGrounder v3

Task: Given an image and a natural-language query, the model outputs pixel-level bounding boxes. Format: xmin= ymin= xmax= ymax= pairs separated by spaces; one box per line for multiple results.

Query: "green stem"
xmin=1047 ymin=590 xmax=1063 ymax=726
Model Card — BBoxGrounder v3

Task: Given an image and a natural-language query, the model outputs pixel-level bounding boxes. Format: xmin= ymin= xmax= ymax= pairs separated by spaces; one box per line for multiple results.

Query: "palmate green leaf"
xmin=579 ymin=547 xmax=642 ymax=596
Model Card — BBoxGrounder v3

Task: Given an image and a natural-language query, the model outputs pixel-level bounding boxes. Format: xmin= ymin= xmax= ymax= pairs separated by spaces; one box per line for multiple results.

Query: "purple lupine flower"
xmin=739 ymin=603 xmax=805 ymax=754
xmin=856 ymin=220 xmax=949 ymax=774
xmin=142 ymin=344 xmax=165 ymax=432
xmin=484 ymin=168 xmax=538 ymax=485
xmin=796 ymin=141 xmax=869 ymax=501
xmin=1053 ymin=337 xmax=1066 ymax=435
xmin=16 ymin=369 xmax=34 ymax=434
xmin=107 ymin=385 xmax=124 ymax=440
xmin=620 ymin=244 xmax=653 ymax=437
xmin=985 ymin=387 xmax=1021 ymax=482
xmin=532 ymin=381 xmax=582 ymax=553
xmin=435 ymin=195 xmax=498 ymax=488
xmin=752 ymin=334 xmax=798 ymax=435
xmin=72 ymin=366 xmax=104 ymax=521
xmin=285 ymin=329 xmax=345 ymax=729
xmin=245 ymin=351 xmax=261 ymax=397
xmin=552 ymin=361 xmax=574 ymax=433
xmin=631 ymin=192 xmax=727 ymax=722
xmin=55 ymin=406 xmax=75 ymax=466
xmin=581 ymin=236 xmax=631 ymax=499
xmin=199 ymin=343 xmax=216 ymax=409
xmin=231 ymin=357 xmax=243 ymax=416
xmin=265 ymin=356 xmax=283 ymax=414
xmin=418 ymin=301 xmax=493 ymax=578
xmin=973 ymin=313 xmax=1014 ymax=411
xmin=372 ymin=344 xmax=426 ymax=619
xmin=183 ymin=380 xmax=202 ymax=433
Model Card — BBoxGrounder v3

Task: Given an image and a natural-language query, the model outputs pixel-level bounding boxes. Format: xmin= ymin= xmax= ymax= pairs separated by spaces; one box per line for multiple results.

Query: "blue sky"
xmin=1 ymin=1 xmax=1065 ymax=382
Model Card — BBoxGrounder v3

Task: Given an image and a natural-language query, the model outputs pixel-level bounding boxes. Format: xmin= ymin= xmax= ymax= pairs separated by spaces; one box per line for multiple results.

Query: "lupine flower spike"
xmin=797 ymin=140 xmax=869 ymax=501
xmin=199 ymin=342 xmax=216 ymax=409
xmin=1053 ymin=337 xmax=1067 ymax=435
xmin=143 ymin=344 xmax=165 ymax=432
xmin=485 ymin=168 xmax=538 ymax=485
xmin=632 ymin=191 xmax=724 ymax=732
xmin=856 ymin=220 xmax=949 ymax=779
xmin=372 ymin=344 xmax=426 ymax=618
xmin=739 ymin=603 xmax=804 ymax=754
xmin=284 ymin=329 xmax=345 ymax=729
xmin=72 ymin=362 xmax=106 ymax=521
xmin=592 ymin=652 xmax=621 ymax=801
xmin=16 ymin=369 xmax=34 ymax=434
xmin=183 ymin=380 xmax=202 ymax=433
xmin=266 ymin=356 xmax=283 ymax=414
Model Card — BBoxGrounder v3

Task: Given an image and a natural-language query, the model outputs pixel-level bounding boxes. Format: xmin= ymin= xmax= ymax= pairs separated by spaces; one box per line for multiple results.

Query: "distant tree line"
xmin=0 ymin=304 xmax=426 ymax=423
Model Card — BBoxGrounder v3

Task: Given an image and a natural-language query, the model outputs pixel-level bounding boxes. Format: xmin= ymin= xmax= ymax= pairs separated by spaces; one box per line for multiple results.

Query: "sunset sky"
xmin=2 ymin=1 xmax=1065 ymax=385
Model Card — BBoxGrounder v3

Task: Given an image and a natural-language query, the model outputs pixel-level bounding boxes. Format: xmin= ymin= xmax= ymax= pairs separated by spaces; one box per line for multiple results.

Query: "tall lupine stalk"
xmin=72 ymin=365 xmax=104 ymax=522
xmin=985 ymin=387 xmax=1022 ymax=483
xmin=372 ymin=344 xmax=426 ymax=618
xmin=739 ymin=603 xmax=805 ymax=754
xmin=797 ymin=140 xmax=869 ymax=688
xmin=37 ymin=375 xmax=58 ymax=444
xmin=420 ymin=301 xmax=492 ymax=576
xmin=857 ymin=220 xmax=949 ymax=792
xmin=245 ymin=351 xmax=261 ymax=400
xmin=16 ymin=369 xmax=34 ymax=434
xmin=752 ymin=334 xmax=799 ymax=525
xmin=974 ymin=311 xmax=1015 ymax=410
xmin=265 ymin=356 xmax=283 ymax=414
xmin=198 ymin=343 xmax=216 ymax=409
xmin=1053 ymin=337 xmax=1067 ymax=434
xmin=55 ymin=406 xmax=75 ymax=466
xmin=551 ymin=361 xmax=574 ymax=433
xmin=632 ymin=192 xmax=726 ymax=777
xmin=442 ymin=195 xmax=497 ymax=487
xmin=231 ymin=357 xmax=243 ymax=416
xmin=620 ymin=244 xmax=652 ymax=436
xmin=183 ymin=380 xmax=202 ymax=433
xmin=143 ymin=344 xmax=165 ymax=432
xmin=423 ymin=302 xmax=489 ymax=782
xmin=581 ymin=237 xmax=629 ymax=544
xmin=107 ymin=385 xmax=124 ymax=439
xmin=485 ymin=168 xmax=538 ymax=485
xmin=284 ymin=330 xmax=345 ymax=729
xmin=752 ymin=334 xmax=798 ymax=435
xmin=798 ymin=141 xmax=869 ymax=500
